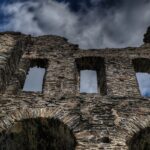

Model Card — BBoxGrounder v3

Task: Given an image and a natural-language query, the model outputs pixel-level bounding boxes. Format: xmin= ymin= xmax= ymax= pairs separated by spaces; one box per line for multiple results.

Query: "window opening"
xmin=76 ymin=57 xmax=107 ymax=95
xmin=133 ymin=58 xmax=150 ymax=97
xmin=23 ymin=59 xmax=47 ymax=92
xmin=80 ymin=70 xmax=98 ymax=93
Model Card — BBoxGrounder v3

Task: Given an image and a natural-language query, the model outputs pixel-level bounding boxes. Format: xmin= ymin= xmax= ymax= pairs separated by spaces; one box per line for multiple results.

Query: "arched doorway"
xmin=0 ymin=118 xmax=76 ymax=150
xmin=128 ymin=127 xmax=150 ymax=150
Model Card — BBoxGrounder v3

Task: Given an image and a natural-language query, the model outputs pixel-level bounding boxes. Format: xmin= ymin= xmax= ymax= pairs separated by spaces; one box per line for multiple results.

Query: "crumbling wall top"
xmin=144 ymin=26 xmax=150 ymax=43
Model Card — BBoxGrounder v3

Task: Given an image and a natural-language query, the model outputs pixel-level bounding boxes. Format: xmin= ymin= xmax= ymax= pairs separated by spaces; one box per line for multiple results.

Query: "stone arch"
xmin=0 ymin=107 xmax=80 ymax=150
xmin=128 ymin=127 xmax=150 ymax=150
xmin=114 ymin=115 xmax=150 ymax=150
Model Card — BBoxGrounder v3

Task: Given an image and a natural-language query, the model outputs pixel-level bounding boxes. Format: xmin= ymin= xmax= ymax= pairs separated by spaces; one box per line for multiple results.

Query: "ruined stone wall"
xmin=0 ymin=29 xmax=150 ymax=149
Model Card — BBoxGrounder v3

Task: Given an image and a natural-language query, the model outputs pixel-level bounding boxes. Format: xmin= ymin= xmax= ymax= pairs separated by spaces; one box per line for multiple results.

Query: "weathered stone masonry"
xmin=0 ymin=28 xmax=150 ymax=149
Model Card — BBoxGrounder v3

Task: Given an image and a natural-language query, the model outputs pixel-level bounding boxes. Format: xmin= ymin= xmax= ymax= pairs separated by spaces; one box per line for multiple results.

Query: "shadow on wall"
xmin=0 ymin=118 xmax=76 ymax=150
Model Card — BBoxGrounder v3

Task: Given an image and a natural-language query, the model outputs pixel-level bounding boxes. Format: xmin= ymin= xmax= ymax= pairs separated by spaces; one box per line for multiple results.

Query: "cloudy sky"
xmin=0 ymin=0 xmax=150 ymax=49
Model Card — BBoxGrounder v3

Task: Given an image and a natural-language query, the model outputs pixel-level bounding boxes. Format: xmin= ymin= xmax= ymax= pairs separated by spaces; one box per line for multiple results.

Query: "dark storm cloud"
xmin=1 ymin=0 xmax=150 ymax=49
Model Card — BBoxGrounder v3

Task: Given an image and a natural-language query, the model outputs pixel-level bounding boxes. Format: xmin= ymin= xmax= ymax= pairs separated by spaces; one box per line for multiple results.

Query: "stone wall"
xmin=0 ymin=32 xmax=29 ymax=93
xmin=0 ymin=28 xmax=150 ymax=149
